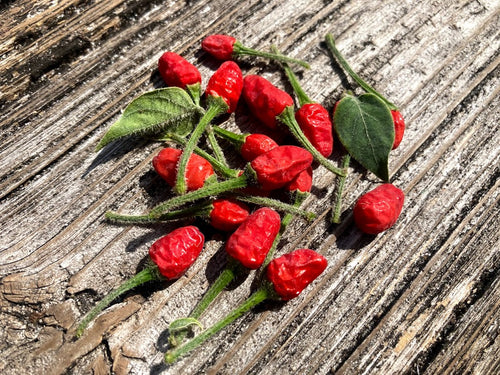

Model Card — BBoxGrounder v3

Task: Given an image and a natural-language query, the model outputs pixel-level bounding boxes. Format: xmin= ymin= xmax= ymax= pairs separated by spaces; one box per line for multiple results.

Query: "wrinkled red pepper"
xmin=353 ymin=183 xmax=405 ymax=234
xmin=295 ymin=103 xmax=333 ymax=157
xmin=225 ymin=207 xmax=281 ymax=269
xmin=158 ymin=52 xmax=201 ymax=89
xmin=209 ymin=199 xmax=250 ymax=232
xmin=391 ymin=110 xmax=405 ymax=149
xmin=285 ymin=166 xmax=313 ymax=194
xmin=240 ymin=133 xmax=279 ymax=161
xmin=149 ymin=226 xmax=205 ymax=279
xmin=266 ymin=248 xmax=328 ymax=300
xmin=153 ymin=147 xmax=214 ymax=192
xmin=205 ymin=61 xmax=243 ymax=113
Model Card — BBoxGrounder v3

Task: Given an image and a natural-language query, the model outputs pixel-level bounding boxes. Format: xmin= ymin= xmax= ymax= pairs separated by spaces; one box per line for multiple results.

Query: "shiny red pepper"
xmin=266 ymin=248 xmax=328 ymax=300
xmin=353 ymin=183 xmax=405 ymax=234
xmin=202 ymin=34 xmax=237 ymax=60
xmin=209 ymin=199 xmax=250 ymax=232
xmin=391 ymin=110 xmax=405 ymax=149
xmin=240 ymin=133 xmax=279 ymax=161
xmin=152 ymin=147 xmax=214 ymax=192
xmin=225 ymin=207 xmax=281 ymax=269
xmin=285 ymin=166 xmax=313 ymax=193
xmin=205 ymin=61 xmax=243 ymax=113
xmin=149 ymin=226 xmax=205 ymax=279
xmin=158 ymin=52 xmax=201 ymax=89
xmin=242 ymin=75 xmax=294 ymax=129
xmin=250 ymin=145 xmax=313 ymax=190
xmin=295 ymin=103 xmax=334 ymax=157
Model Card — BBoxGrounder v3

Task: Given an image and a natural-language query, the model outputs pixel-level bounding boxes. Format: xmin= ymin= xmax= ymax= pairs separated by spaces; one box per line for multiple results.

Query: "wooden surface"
xmin=1 ymin=0 xmax=499 ymax=374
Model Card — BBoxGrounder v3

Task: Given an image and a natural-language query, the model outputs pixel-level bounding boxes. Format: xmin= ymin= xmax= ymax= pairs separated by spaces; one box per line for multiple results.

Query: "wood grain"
xmin=1 ymin=0 xmax=499 ymax=374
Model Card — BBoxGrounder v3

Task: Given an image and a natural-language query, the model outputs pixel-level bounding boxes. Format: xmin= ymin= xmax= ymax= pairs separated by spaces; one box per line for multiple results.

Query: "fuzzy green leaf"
xmin=334 ymin=93 xmax=394 ymax=181
xmin=96 ymin=87 xmax=203 ymax=151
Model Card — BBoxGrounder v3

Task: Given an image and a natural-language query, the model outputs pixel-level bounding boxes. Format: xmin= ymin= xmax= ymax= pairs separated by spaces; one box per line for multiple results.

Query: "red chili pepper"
xmin=250 ymin=145 xmax=313 ymax=190
xmin=158 ymin=52 xmax=201 ymax=89
xmin=242 ymin=75 xmax=294 ymax=129
xmin=285 ymin=166 xmax=313 ymax=193
xmin=152 ymin=147 xmax=214 ymax=192
xmin=353 ymin=183 xmax=405 ymax=234
xmin=149 ymin=226 xmax=205 ymax=279
xmin=201 ymin=34 xmax=310 ymax=68
xmin=391 ymin=110 xmax=405 ymax=149
xmin=209 ymin=199 xmax=250 ymax=232
xmin=225 ymin=207 xmax=281 ymax=269
xmin=206 ymin=61 xmax=243 ymax=113
xmin=295 ymin=103 xmax=334 ymax=157
xmin=266 ymin=248 xmax=328 ymax=300
xmin=240 ymin=133 xmax=279 ymax=161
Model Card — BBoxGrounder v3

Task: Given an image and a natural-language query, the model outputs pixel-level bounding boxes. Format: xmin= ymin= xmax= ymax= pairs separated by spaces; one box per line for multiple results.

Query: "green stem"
xmin=186 ymin=83 xmax=201 ymax=106
xmin=168 ymin=261 xmax=243 ymax=347
xmin=105 ymin=201 xmax=214 ymax=225
xmin=271 ymin=45 xmax=312 ymax=106
xmin=175 ymin=96 xmax=228 ymax=194
xmin=205 ymin=124 xmax=229 ymax=167
xmin=212 ymin=125 xmax=246 ymax=150
xmin=163 ymin=133 xmax=239 ymax=178
xmin=332 ymin=154 xmax=350 ymax=224
xmin=324 ymin=34 xmax=397 ymax=110
xmin=75 ymin=267 xmax=159 ymax=338
xmin=165 ymin=286 xmax=271 ymax=364
xmin=278 ymin=106 xmax=346 ymax=177
xmin=232 ymin=194 xmax=315 ymax=221
xmin=233 ymin=41 xmax=310 ymax=69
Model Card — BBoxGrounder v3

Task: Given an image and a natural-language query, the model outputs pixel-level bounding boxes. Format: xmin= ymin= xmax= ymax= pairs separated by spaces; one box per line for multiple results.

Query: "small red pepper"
xmin=295 ymin=103 xmax=334 ymax=157
xmin=242 ymin=75 xmax=294 ymax=129
xmin=240 ymin=133 xmax=279 ymax=161
xmin=205 ymin=61 xmax=243 ymax=113
xmin=153 ymin=147 xmax=214 ymax=192
xmin=201 ymin=34 xmax=310 ymax=68
xmin=353 ymin=183 xmax=405 ymax=234
xmin=391 ymin=110 xmax=405 ymax=149
xmin=158 ymin=52 xmax=201 ymax=89
xmin=149 ymin=226 xmax=205 ymax=279
xmin=266 ymin=248 xmax=328 ymax=300
xmin=250 ymin=145 xmax=313 ymax=190
xmin=209 ymin=199 xmax=250 ymax=232
xmin=285 ymin=166 xmax=313 ymax=194
xmin=225 ymin=207 xmax=281 ymax=269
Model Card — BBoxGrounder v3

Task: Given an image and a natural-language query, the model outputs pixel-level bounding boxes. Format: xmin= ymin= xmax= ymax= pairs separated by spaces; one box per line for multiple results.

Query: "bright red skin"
xmin=201 ymin=34 xmax=237 ymax=60
xmin=225 ymin=207 xmax=281 ymax=269
xmin=209 ymin=199 xmax=250 ymax=232
xmin=353 ymin=183 xmax=405 ymax=234
xmin=295 ymin=103 xmax=334 ymax=157
xmin=206 ymin=61 xmax=243 ymax=113
xmin=250 ymin=145 xmax=313 ymax=191
xmin=149 ymin=226 xmax=205 ymax=279
xmin=286 ymin=166 xmax=313 ymax=193
xmin=152 ymin=148 xmax=214 ymax=192
xmin=266 ymin=249 xmax=327 ymax=301
xmin=158 ymin=52 xmax=201 ymax=89
xmin=243 ymin=75 xmax=294 ymax=129
xmin=391 ymin=110 xmax=405 ymax=149
xmin=240 ymin=133 xmax=278 ymax=161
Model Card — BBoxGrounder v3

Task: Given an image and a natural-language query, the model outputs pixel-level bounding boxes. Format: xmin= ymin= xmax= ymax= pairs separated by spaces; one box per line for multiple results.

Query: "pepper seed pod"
xmin=158 ymin=52 xmax=201 ymax=89
xmin=353 ymin=183 xmax=405 ymax=234
xmin=266 ymin=248 xmax=328 ymax=301
xmin=225 ymin=207 xmax=281 ymax=269
xmin=209 ymin=199 xmax=250 ymax=232
xmin=205 ymin=60 xmax=243 ymax=113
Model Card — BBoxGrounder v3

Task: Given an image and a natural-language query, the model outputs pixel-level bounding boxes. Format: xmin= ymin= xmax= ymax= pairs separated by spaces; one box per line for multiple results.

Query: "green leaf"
xmin=334 ymin=93 xmax=394 ymax=181
xmin=96 ymin=87 xmax=203 ymax=151
xmin=169 ymin=317 xmax=203 ymax=333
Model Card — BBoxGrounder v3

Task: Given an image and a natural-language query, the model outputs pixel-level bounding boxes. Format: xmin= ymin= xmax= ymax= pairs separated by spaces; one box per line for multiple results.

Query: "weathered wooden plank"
xmin=0 ymin=0 xmax=499 ymax=374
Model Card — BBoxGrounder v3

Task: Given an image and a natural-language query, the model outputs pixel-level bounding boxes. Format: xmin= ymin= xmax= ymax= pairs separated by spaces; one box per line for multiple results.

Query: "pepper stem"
xmin=233 ymin=41 xmax=310 ymax=69
xmin=271 ymin=45 xmax=312 ymax=107
xmin=175 ymin=96 xmax=229 ymax=194
xmin=324 ymin=34 xmax=397 ymax=110
xmin=212 ymin=125 xmax=246 ymax=150
xmin=278 ymin=106 xmax=346 ymax=177
xmin=332 ymin=154 xmax=350 ymax=224
xmin=162 ymin=133 xmax=239 ymax=178
xmin=232 ymin=194 xmax=315 ymax=221
xmin=75 ymin=267 xmax=159 ymax=338
xmin=168 ymin=260 xmax=243 ymax=347
xmin=185 ymin=83 xmax=202 ymax=106
xmin=165 ymin=286 xmax=270 ymax=364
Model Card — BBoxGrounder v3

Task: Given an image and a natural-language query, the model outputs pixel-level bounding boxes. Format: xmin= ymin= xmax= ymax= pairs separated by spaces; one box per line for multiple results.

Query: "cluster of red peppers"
xmin=76 ymin=33 xmax=407 ymax=365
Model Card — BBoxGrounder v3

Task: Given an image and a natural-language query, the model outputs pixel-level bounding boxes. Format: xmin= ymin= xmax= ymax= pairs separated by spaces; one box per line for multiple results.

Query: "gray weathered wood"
xmin=1 ymin=0 xmax=499 ymax=374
